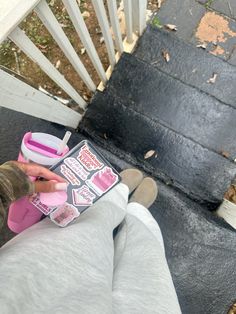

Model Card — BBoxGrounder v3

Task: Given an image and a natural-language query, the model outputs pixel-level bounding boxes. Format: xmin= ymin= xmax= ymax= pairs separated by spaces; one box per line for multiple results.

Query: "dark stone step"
xmin=106 ymin=53 xmax=236 ymax=160
xmin=79 ymin=127 xmax=236 ymax=314
xmin=134 ymin=26 xmax=236 ymax=108
xmin=81 ymin=91 xmax=236 ymax=208
xmin=2 ymin=108 xmax=236 ymax=314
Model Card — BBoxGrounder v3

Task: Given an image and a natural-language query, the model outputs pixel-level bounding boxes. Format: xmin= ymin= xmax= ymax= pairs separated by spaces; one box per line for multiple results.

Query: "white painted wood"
xmin=0 ymin=69 xmax=81 ymax=128
xmin=107 ymin=0 xmax=124 ymax=54
xmin=91 ymin=0 xmax=116 ymax=70
xmin=0 ymin=0 xmax=40 ymax=43
xmin=62 ymin=0 xmax=107 ymax=84
xmin=35 ymin=0 xmax=96 ymax=92
xmin=131 ymin=0 xmax=147 ymax=35
xmin=123 ymin=0 xmax=133 ymax=43
xmin=9 ymin=27 xmax=87 ymax=109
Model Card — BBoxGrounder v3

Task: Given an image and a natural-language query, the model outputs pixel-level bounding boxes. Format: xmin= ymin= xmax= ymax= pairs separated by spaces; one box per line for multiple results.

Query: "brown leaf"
xmin=162 ymin=50 xmax=170 ymax=62
xmin=82 ymin=11 xmax=90 ymax=18
xmin=165 ymin=24 xmax=177 ymax=31
xmin=144 ymin=150 xmax=156 ymax=159
xmin=221 ymin=151 xmax=230 ymax=158
xmin=157 ymin=0 xmax=162 ymax=8
xmin=196 ymin=43 xmax=207 ymax=49
xmin=55 ymin=60 xmax=61 ymax=69
xmin=207 ymin=73 xmax=217 ymax=84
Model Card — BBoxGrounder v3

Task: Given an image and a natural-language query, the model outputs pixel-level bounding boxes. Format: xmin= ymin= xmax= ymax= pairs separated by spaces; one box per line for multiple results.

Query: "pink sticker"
xmin=30 ymin=195 xmax=54 ymax=215
xmin=72 ymin=185 xmax=96 ymax=206
xmin=77 ymin=144 xmax=103 ymax=171
xmin=50 ymin=203 xmax=80 ymax=227
xmin=64 ymin=157 xmax=89 ymax=180
xmin=60 ymin=165 xmax=80 ymax=186
xmin=86 ymin=166 xmax=118 ymax=196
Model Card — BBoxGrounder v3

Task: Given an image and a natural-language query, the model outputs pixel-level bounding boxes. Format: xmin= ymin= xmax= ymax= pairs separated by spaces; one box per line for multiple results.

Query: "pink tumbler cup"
xmin=8 ymin=132 xmax=70 ymax=233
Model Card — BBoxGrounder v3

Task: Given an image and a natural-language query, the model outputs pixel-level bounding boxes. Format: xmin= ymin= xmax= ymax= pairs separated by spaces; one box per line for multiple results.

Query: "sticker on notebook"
xmin=50 ymin=203 xmax=80 ymax=227
xmin=30 ymin=195 xmax=54 ymax=215
xmin=60 ymin=165 xmax=81 ymax=186
xmin=64 ymin=157 xmax=89 ymax=180
xmin=72 ymin=185 xmax=96 ymax=207
xmin=86 ymin=166 xmax=119 ymax=196
xmin=77 ymin=144 xmax=103 ymax=171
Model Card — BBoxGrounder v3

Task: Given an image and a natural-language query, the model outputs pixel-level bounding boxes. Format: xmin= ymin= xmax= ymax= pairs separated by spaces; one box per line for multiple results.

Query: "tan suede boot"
xmin=120 ymin=169 xmax=143 ymax=194
xmin=129 ymin=177 xmax=158 ymax=208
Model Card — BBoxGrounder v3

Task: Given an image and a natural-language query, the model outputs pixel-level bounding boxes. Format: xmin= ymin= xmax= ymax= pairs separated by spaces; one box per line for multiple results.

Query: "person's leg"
xmin=0 ymin=183 xmax=128 ymax=314
xmin=112 ymin=183 xmax=181 ymax=314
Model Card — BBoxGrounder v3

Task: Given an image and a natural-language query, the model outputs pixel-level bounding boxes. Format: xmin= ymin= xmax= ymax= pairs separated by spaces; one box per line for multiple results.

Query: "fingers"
xmin=34 ymin=181 xmax=68 ymax=193
xmin=14 ymin=161 xmax=65 ymax=182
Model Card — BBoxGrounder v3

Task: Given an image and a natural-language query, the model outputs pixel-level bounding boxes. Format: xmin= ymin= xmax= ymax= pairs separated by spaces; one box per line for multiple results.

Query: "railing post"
xmin=123 ymin=0 xmax=133 ymax=43
xmin=91 ymin=0 xmax=116 ymax=70
xmin=131 ymin=0 xmax=148 ymax=35
xmin=107 ymin=0 xmax=124 ymax=54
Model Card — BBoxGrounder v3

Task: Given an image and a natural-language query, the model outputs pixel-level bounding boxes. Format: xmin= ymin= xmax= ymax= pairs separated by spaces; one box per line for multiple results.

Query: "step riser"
xmin=108 ymin=53 xmax=236 ymax=159
xmin=82 ymin=91 xmax=236 ymax=207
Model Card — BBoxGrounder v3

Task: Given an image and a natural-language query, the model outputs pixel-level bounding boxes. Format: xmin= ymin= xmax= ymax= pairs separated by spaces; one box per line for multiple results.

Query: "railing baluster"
xmin=107 ymin=0 xmax=124 ymax=54
xmin=8 ymin=27 xmax=87 ymax=109
xmin=132 ymin=0 xmax=147 ymax=35
xmin=62 ymin=0 xmax=107 ymax=85
xmin=35 ymin=0 xmax=96 ymax=92
xmin=91 ymin=0 xmax=116 ymax=70
xmin=123 ymin=0 xmax=133 ymax=43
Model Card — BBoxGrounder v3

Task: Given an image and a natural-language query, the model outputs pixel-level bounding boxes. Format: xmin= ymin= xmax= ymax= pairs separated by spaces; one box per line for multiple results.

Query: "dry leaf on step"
xmin=162 ymin=50 xmax=170 ymax=62
xmin=196 ymin=43 xmax=207 ymax=49
xmin=207 ymin=73 xmax=217 ymax=84
xmin=144 ymin=150 xmax=156 ymax=159
xmin=221 ymin=151 xmax=230 ymax=158
xmin=165 ymin=24 xmax=177 ymax=31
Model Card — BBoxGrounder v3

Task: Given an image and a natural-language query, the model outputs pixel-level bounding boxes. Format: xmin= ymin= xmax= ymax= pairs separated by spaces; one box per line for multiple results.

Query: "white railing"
xmin=0 ymin=0 xmax=148 ymax=128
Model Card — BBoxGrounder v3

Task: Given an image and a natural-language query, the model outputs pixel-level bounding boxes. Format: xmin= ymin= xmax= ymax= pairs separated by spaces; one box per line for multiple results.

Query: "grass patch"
xmin=205 ymin=0 xmax=214 ymax=9
xmin=151 ymin=16 xmax=163 ymax=29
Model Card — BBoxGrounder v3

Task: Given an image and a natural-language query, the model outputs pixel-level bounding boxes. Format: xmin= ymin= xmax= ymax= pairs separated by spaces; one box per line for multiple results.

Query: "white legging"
xmin=0 ymin=183 xmax=181 ymax=314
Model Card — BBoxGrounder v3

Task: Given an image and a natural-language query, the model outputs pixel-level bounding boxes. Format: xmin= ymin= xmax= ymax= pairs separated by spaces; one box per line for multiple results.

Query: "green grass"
xmin=204 ymin=0 xmax=215 ymax=9
xmin=151 ymin=16 xmax=163 ymax=29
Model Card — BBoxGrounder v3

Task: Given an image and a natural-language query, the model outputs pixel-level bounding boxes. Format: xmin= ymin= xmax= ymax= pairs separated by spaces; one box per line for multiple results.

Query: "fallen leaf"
xmin=165 ymin=24 xmax=177 ymax=31
xmin=157 ymin=0 xmax=162 ymax=8
xmin=221 ymin=151 xmax=230 ymax=158
xmin=197 ymin=43 xmax=207 ymax=49
xmin=162 ymin=50 xmax=170 ymax=62
xmin=81 ymin=47 xmax=86 ymax=55
xmin=207 ymin=73 xmax=217 ymax=84
xmin=82 ymin=11 xmax=90 ymax=18
xmin=144 ymin=150 xmax=156 ymax=159
xmin=55 ymin=60 xmax=61 ymax=69
xmin=100 ymin=37 xmax=105 ymax=44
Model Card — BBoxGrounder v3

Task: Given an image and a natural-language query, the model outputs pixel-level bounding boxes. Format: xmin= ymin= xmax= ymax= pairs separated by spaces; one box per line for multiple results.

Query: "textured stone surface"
xmin=192 ymin=11 xmax=236 ymax=60
xmin=81 ymin=91 xmax=236 ymax=207
xmin=81 ymin=125 xmax=236 ymax=314
xmin=211 ymin=0 xmax=236 ymax=19
xmin=155 ymin=0 xmax=205 ymax=40
xmin=134 ymin=26 xmax=236 ymax=108
xmin=108 ymin=53 xmax=236 ymax=159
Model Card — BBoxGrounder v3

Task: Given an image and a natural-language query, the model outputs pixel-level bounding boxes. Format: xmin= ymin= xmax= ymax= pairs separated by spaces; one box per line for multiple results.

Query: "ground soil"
xmin=0 ymin=0 xmax=160 ymax=109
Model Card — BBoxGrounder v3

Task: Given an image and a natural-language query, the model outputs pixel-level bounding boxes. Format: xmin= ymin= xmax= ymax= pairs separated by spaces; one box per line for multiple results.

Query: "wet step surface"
xmin=81 ymin=90 xmax=236 ymax=208
xmin=1 ymin=108 xmax=236 ymax=314
xmin=134 ymin=26 xmax=236 ymax=108
xmin=107 ymin=52 xmax=236 ymax=160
